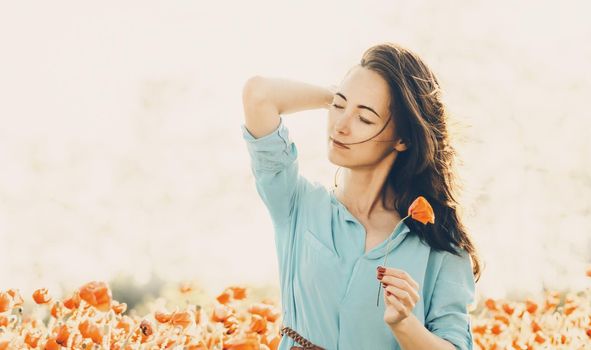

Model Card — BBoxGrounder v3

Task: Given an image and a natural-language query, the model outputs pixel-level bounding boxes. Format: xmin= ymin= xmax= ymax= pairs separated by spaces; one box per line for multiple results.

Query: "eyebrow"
xmin=335 ymin=92 xmax=382 ymax=119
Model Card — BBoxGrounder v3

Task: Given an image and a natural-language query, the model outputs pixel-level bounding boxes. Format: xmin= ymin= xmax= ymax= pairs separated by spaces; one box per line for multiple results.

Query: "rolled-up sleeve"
xmin=241 ymin=116 xmax=308 ymax=227
xmin=425 ymin=248 xmax=476 ymax=350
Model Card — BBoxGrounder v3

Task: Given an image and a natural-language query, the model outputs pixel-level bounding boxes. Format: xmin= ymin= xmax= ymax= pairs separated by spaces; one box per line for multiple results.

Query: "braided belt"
xmin=280 ymin=325 xmax=326 ymax=350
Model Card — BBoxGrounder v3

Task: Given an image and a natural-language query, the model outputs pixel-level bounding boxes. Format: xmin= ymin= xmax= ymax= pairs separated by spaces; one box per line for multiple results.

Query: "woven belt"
xmin=280 ymin=325 xmax=326 ymax=350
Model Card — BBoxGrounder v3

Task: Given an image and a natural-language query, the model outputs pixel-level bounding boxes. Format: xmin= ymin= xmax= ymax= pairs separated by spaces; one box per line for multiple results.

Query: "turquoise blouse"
xmin=241 ymin=116 xmax=476 ymax=350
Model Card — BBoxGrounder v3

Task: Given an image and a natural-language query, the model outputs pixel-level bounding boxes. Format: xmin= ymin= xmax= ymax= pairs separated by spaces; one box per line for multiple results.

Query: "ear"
xmin=394 ymin=138 xmax=410 ymax=152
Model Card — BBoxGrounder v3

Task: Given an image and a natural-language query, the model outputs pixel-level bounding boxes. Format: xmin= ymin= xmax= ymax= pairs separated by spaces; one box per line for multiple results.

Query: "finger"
xmin=381 ymin=276 xmax=420 ymax=302
xmin=385 ymin=292 xmax=409 ymax=316
xmin=384 ymin=285 xmax=418 ymax=309
xmin=388 ymin=268 xmax=420 ymax=291
xmin=378 ymin=268 xmax=419 ymax=291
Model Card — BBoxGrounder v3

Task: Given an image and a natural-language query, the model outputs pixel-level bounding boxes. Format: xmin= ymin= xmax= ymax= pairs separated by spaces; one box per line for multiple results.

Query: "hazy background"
xmin=0 ymin=0 xmax=589 ymax=306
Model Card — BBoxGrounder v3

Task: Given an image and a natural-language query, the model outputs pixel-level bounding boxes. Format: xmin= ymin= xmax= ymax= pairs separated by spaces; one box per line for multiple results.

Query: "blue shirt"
xmin=241 ymin=116 xmax=476 ymax=350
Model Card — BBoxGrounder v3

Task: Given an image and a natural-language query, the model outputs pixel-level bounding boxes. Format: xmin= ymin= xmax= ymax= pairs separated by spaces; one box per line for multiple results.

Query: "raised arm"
xmin=241 ymin=75 xmax=334 ymax=138
xmin=240 ymin=76 xmax=334 ymax=229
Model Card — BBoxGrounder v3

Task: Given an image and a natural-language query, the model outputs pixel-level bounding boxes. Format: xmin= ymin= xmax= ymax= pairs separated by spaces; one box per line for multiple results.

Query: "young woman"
xmin=241 ymin=42 xmax=482 ymax=350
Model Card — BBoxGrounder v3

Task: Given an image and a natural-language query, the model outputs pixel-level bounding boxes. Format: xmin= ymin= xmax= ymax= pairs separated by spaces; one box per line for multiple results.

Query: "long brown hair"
xmin=360 ymin=42 xmax=482 ymax=282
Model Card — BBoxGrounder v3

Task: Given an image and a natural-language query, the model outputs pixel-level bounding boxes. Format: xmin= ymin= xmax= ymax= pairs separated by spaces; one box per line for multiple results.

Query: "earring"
xmin=334 ymin=166 xmax=342 ymax=188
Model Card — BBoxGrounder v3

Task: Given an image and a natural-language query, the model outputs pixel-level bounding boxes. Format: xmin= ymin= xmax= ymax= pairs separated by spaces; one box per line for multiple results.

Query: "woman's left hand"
xmin=377 ymin=266 xmax=421 ymax=327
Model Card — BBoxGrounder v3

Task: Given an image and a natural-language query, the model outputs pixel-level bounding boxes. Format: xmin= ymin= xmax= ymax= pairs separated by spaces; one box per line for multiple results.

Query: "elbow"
xmin=242 ymin=75 xmax=269 ymax=105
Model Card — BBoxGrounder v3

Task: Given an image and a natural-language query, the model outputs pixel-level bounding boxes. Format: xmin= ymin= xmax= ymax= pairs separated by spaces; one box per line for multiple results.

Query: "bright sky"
xmin=0 ymin=0 xmax=589 ymax=303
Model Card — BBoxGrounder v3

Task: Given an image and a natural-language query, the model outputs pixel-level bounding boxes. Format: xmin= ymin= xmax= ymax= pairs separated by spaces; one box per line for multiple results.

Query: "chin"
xmin=327 ymin=153 xmax=346 ymax=167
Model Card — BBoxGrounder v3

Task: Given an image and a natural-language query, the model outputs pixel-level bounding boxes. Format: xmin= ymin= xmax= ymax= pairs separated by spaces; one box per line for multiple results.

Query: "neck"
xmin=334 ymin=155 xmax=398 ymax=221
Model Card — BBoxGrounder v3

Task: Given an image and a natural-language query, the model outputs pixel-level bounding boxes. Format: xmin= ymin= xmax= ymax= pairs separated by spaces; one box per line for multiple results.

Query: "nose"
xmin=333 ymin=111 xmax=352 ymax=136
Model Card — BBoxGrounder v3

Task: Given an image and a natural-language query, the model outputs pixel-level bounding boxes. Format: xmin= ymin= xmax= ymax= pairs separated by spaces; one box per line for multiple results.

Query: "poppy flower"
xmin=44 ymin=338 xmax=60 ymax=350
xmin=216 ymin=290 xmax=232 ymax=305
xmin=0 ymin=315 xmax=9 ymax=327
xmin=24 ymin=332 xmax=41 ymax=348
xmin=249 ymin=314 xmax=267 ymax=334
xmin=377 ymin=195 xmax=435 ymax=306
xmin=55 ymin=324 xmax=70 ymax=346
xmin=171 ymin=310 xmax=194 ymax=329
xmin=230 ymin=286 xmax=247 ymax=300
xmin=50 ymin=301 xmax=64 ymax=319
xmin=7 ymin=289 xmax=24 ymax=308
xmin=78 ymin=320 xmax=103 ymax=344
xmin=408 ymin=196 xmax=435 ymax=225
xmin=111 ymin=300 xmax=127 ymax=315
xmin=63 ymin=292 xmax=81 ymax=310
xmin=116 ymin=316 xmax=134 ymax=334
xmin=139 ymin=319 xmax=154 ymax=337
xmin=155 ymin=310 xmax=173 ymax=323
xmin=179 ymin=282 xmax=193 ymax=293
xmin=32 ymin=288 xmax=52 ymax=305
xmin=79 ymin=281 xmax=112 ymax=312
xmin=0 ymin=292 xmax=11 ymax=313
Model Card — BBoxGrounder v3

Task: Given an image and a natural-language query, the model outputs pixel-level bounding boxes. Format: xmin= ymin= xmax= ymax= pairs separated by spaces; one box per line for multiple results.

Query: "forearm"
xmin=389 ymin=314 xmax=456 ymax=350
xmin=244 ymin=76 xmax=333 ymax=115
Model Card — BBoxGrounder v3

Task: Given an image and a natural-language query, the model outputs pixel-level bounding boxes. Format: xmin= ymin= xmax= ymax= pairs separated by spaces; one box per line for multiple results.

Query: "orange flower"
xmin=534 ymin=331 xmax=547 ymax=344
xmin=79 ymin=281 xmax=112 ymax=312
xmin=0 ymin=315 xmax=9 ymax=327
xmin=501 ymin=302 xmax=515 ymax=315
xmin=155 ymin=310 xmax=173 ymax=323
xmin=116 ymin=316 xmax=134 ymax=334
xmin=63 ymin=292 xmax=81 ymax=310
xmin=525 ymin=298 xmax=538 ymax=314
xmin=224 ymin=332 xmax=259 ymax=350
xmin=230 ymin=286 xmax=247 ymax=300
xmin=78 ymin=320 xmax=103 ymax=344
xmin=7 ymin=289 xmax=24 ymax=307
xmin=0 ymin=292 xmax=11 ymax=313
xmin=247 ymin=303 xmax=280 ymax=322
xmin=157 ymin=338 xmax=177 ymax=349
xmin=171 ymin=311 xmax=194 ymax=329
xmin=44 ymin=338 xmax=60 ymax=350
xmin=50 ymin=301 xmax=65 ymax=319
xmin=56 ymin=324 xmax=70 ymax=346
xmin=112 ymin=300 xmax=127 ymax=315
xmin=25 ymin=332 xmax=41 ymax=348
xmin=249 ymin=314 xmax=267 ymax=334
xmin=216 ymin=290 xmax=232 ymax=305
xmin=139 ymin=319 xmax=154 ymax=337
xmin=408 ymin=196 xmax=435 ymax=225
xmin=179 ymin=282 xmax=193 ymax=293
xmin=212 ymin=304 xmax=234 ymax=322
xmin=32 ymin=288 xmax=52 ymax=304
xmin=484 ymin=298 xmax=497 ymax=311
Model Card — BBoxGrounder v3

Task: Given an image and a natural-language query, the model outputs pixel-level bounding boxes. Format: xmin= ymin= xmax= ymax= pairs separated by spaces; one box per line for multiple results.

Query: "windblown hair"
xmin=360 ymin=42 xmax=482 ymax=282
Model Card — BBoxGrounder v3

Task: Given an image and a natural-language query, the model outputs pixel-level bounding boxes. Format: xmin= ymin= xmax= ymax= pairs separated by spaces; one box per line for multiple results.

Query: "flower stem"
xmin=377 ymin=215 xmax=410 ymax=307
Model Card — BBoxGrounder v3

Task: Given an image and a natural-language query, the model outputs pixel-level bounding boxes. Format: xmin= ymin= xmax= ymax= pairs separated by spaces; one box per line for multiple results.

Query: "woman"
xmin=241 ymin=42 xmax=482 ymax=350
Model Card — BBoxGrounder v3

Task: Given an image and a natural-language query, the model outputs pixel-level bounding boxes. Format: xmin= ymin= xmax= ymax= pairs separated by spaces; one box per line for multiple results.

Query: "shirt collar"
xmin=329 ymin=188 xmax=412 ymax=260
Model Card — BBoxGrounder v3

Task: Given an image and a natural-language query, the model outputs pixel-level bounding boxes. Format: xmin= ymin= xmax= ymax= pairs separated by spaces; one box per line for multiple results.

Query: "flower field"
xmin=1 ymin=270 xmax=590 ymax=350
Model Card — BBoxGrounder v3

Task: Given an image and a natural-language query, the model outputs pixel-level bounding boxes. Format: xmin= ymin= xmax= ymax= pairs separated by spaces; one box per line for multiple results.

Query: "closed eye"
xmin=331 ymin=103 xmax=374 ymax=125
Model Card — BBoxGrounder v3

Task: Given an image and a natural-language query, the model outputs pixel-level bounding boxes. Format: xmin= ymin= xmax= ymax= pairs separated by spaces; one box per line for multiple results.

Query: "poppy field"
xmin=1 ymin=270 xmax=590 ymax=350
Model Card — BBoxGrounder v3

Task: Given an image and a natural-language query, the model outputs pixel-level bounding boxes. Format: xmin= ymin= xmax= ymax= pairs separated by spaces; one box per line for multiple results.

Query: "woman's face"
xmin=327 ymin=65 xmax=406 ymax=168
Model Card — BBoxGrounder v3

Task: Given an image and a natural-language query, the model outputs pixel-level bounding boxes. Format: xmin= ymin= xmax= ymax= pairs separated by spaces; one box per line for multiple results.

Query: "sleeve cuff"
xmin=240 ymin=116 xmax=297 ymax=173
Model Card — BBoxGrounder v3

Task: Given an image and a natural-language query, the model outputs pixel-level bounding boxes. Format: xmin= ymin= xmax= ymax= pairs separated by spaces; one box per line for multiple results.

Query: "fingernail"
xmin=386 ymin=291 xmax=391 ymax=296
xmin=382 ymin=282 xmax=387 ymax=288
xmin=377 ymin=266 xmax=386 ymax=273
xmin=377 ymin=274 xmax=383 ymax=280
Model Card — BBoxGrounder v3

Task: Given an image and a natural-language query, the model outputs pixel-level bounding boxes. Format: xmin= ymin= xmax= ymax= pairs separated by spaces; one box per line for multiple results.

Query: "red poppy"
xmin=32 ymin=288 xmax=52 ymax=305
xmin=79 ymin=281 xmax=112 ymax=312
xmin=408 ymin=196 xmax=435 ymax=224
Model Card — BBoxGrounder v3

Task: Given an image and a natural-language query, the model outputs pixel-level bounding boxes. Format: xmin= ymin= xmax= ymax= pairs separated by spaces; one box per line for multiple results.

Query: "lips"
xmin=330 ymin=137 xmax=350 ymax=149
